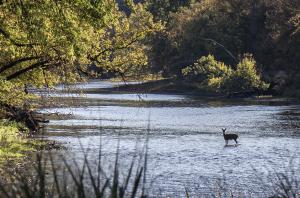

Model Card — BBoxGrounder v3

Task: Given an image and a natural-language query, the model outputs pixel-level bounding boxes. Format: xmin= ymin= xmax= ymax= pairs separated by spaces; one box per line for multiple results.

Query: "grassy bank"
xmin=0 ymin=120 xmax=47 ymax=163
xmin=0 ymin=120 xmax=32 ymax=159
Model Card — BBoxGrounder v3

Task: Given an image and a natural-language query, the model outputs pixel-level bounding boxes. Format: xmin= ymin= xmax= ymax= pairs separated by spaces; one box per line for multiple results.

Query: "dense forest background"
xmin=147 ymin=0 xmax=300 ymax=96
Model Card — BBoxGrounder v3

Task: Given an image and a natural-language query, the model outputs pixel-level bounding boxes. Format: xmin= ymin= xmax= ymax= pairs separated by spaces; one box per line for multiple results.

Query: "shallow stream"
xmin=39 ymin=80 xmax=300 ymax=197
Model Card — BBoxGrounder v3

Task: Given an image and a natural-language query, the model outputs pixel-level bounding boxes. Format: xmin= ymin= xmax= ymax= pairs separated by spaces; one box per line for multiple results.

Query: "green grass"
xmin=0 ymin=120 xmax=42 ymax=161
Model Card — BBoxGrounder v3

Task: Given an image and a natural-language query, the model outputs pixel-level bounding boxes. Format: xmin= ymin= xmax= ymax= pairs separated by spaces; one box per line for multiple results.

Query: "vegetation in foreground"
xmin=0 ymin=145 xmax=299 ymax=198
xmin=0 ymin=148 xmax=147 ymax=198
xmin=0 ymin=120 xmax=35 ymax=160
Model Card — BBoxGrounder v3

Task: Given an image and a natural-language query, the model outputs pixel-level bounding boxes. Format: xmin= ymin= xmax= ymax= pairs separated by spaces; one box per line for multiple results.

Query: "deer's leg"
xmin=234 ymin=139 xmax=238 ymax=144
xmin=225 ymin=140 xmax=228 ymax=145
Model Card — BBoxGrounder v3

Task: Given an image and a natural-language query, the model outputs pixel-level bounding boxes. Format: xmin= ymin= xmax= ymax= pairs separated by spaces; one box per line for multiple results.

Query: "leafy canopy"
xmin=0 ymin=0 xmax=162 ymax=107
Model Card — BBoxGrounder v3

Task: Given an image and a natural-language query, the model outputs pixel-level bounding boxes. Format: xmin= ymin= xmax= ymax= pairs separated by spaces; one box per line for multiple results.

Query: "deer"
xmin=222 ymin=128 xmax=238 ymax=145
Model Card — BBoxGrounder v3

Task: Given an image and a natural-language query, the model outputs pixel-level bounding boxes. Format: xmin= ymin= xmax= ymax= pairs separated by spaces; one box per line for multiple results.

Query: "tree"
xmin=147 ymin=0 xmax=195 ymax=21
xmin=0 ymin=0 xmax=162 ymax=130
xmin=0 ymin=0 xmax=115 ymax=86
xmin=150 ymin=0 xmax=247 ymax=76
xmin=0 ymin=0 xmax=162 ymax=105
xmin=88 ymin=3 xmax=163 ymax=79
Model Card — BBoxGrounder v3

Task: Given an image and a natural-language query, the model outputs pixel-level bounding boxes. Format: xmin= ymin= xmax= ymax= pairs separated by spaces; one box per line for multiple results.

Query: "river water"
xmin=39 ymin=80 xmax=300 ymax=197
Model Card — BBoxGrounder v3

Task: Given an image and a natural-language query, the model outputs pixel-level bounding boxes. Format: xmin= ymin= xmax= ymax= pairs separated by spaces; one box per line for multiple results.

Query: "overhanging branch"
xmin=90 ymin=31 xmax=147 ymax=61
xmin=0 ymin=56 xmax=42 ymax=74
xmin=6 ymin=60 xmax=49 ymax=80
xmin=0 ymin=27 xmax=38 ymax=47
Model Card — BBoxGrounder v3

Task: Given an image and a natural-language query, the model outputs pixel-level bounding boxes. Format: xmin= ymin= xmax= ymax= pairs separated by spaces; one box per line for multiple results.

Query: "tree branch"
xmin=201 ymin=37 xmax=238 ymax=63
xmin=0 ymin=56 xmax=42 ymax=74
xmin=6 ymin=60 xmax=48 ymax=80
xmin=0 ymin=27 xmax=38 ymax=47
xmin=90 ymin=31 xmax=147 ymax=61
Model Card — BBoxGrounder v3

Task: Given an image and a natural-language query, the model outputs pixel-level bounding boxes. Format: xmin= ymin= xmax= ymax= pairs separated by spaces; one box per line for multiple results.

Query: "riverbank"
xmin=0 ymin=120 xmax=34 ymax=160
xmin=110 ymin=78 xmax=221 ymax=96
xmin=107 ymin=79 xmax=300 ymax=103
xmin=0 ymin=118 xmax=63 ymax=173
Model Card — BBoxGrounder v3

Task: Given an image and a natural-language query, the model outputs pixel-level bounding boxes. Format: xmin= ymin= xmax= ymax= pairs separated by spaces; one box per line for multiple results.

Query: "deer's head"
xmin=222 ymin=128 xmax=226 ymax=133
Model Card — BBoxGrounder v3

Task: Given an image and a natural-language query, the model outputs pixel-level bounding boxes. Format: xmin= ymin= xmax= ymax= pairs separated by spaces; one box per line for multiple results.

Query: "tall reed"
xmin=0 ymin=137 xmax=149 ymax=198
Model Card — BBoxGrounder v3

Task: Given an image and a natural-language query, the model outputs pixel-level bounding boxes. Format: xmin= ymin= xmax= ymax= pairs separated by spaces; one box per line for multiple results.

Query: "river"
xmin=38 ymin=80 xmax=300 ymax=197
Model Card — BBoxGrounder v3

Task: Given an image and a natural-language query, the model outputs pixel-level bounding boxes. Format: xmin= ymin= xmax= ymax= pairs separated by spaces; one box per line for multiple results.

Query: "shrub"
xmin=0 ymin=78 xmax=28 ymax=107
xmin=221 ymin=54 xmax=269 ymax=93
xmin=182 ymin=55 xmax=232 ymax=91
xmin=182 ymin=54 xmax=269 ymax=93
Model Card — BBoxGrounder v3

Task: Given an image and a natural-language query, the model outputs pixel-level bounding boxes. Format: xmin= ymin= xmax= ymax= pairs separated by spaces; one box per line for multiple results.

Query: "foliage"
xmin=146 ymin=0 xmax=195 ymax=21
xmin=0 ymin=120 xmax=34 ymax=160
xmin=182 ymin=55 xmax=231 ymax=80
xmin=182 ymin=55 xmax=232 ymax=91
xmin=0 ymin=78 xmax=35 ymax=107
xmin=0 ymin=0 xmax=112 ymax=82
xmin=149 ymin=0 xmax=300 ymax=95
xmin=0 ymin=0 xmax=162 ymax=82
xmin=221 ymin=55 xmax=269 ymax=93
xmin=150 ymin=0 xmax=245 ymax=76
xmin=88 ymin=3 xmax=164 ymax=79
xmin=182 ymin=54 xmax=268 ymax=93
xmin=0 ymin=0 xmax=162 ymax=113
xmin=0 ymin=0 xmax=114 ymax=110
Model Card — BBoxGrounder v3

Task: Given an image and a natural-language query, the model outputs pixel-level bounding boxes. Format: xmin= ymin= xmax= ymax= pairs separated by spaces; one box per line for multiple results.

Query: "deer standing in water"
xmin=222 ymin=128 xmax=238 ymax=145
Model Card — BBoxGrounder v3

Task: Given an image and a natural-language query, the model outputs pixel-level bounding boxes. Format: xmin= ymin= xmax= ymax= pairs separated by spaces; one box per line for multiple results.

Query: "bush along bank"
xmin=181 ymin=54 xmax=270 ymax=98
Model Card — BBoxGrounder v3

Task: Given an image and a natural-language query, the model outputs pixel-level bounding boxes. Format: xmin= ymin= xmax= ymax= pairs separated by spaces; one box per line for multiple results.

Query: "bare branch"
xmin=201 ymin=37 xmax=238 ymax=63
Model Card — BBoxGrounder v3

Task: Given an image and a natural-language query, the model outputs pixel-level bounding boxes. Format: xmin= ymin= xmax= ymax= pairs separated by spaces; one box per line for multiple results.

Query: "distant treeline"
xmin=147 ymin=0 xmax=300 ymax=96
